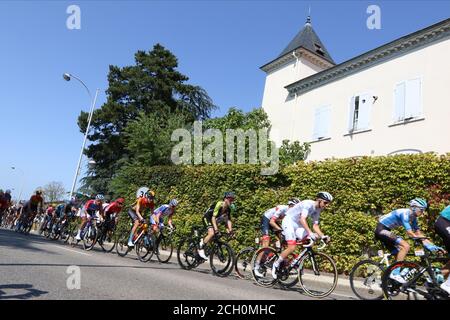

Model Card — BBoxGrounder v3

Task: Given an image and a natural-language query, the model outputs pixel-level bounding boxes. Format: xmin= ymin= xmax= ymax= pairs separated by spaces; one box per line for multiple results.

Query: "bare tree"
xmin=43 ymin=181 xmax=66 ymax=202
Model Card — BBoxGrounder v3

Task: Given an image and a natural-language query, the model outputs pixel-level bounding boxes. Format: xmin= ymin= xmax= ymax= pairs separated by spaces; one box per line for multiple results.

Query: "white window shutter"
xmin=358 ymin=94 xmax=371 ymax=130
xmin=394 ymin=82 xmax=406 ymax=121
xmin=313 ymin=107 xmax=322 ymax=140
xmin=348 ymin=96 xmax=356 ymax=132
xmin=321 ymin=106 xmax=331 ymax=137
xmin=405 ymin=78 xmax=421 ymax=119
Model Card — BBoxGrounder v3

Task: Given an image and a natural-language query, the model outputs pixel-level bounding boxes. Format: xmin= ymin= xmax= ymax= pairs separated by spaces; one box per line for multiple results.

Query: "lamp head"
xmin=63 ymin=73 xmax=71 ymax=81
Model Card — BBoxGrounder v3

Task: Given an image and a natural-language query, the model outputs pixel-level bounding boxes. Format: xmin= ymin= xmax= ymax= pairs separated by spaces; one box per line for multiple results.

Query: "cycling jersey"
xmin=30 ymin=195 xmax=43 ymax=207
xmin=285 ymin=200 xmax=322 ymax=225
xmin=379 ymin=208 xmax=419 ymax=232
xmin=83 ymin=200 xmax=102 ymax=216
xmin=263 ymin=205 xmax=289 ymax=221
xmin=204 ymin=201 xmax=232 ymax=223
xmin=154 ymin=204 xmax=174 ymax=219
xmin=104 ymin=201 xmax=123 ymax=217
xmin=440 ymin=205 xmax=450 ymax=221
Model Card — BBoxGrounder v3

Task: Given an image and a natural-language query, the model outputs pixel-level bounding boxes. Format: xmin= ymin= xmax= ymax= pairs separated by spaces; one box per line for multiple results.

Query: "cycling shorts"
xmin=127 ymin=208 xmax=140 ymax=222
xmin=281 ymin=217 xmax=307 ymax=245
xmin=434 ymin=216 xmax=450 ymax=252
xmin=374 ymin=223 xmax=401 ymax=254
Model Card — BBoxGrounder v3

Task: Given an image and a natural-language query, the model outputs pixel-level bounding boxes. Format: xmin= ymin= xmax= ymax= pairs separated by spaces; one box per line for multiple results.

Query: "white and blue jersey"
xmin=150 ymin=204 xmax=174 ymax=225
xmin=379 ymin=208 xmax=419 ymax=232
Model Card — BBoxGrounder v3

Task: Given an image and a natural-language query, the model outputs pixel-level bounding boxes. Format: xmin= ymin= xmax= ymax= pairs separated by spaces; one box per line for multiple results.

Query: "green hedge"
xmin=110 ymin=153 xmax=450 ymax=274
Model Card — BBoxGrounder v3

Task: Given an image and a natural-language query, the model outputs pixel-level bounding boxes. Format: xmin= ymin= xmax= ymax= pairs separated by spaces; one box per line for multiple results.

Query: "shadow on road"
xmin=0 ymin=228 xmax=57 ymax=255
xmin=0 ymin=284 xmax=48 ymax=300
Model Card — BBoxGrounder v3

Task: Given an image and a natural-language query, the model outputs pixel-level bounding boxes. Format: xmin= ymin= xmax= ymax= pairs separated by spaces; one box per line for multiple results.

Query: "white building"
xmin=261 ymin=17 xmax=450 ymax=161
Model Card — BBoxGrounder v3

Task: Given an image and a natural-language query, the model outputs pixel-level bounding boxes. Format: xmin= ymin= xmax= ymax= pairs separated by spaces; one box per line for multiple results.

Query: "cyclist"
xmin=151 ymin=199 xmax=178 ymax=232
xmin=435 ymin=205 xmax=450 ymax=294
xmin=102 ymin=197 xmax=125 ymax=231
xmin=75 ymin=194 xmax=105 ymax=241
xmin=127 ymin=188 xmax=155 ymax=247
xmin=254 ymin=198 xmax=300 ymax=277
xmin=198 ymin=192 xmax=236 ymax=260
xmin=272 ymin=192 xmax=333 ymax=279
xmin=17 ymin=190 xmax=44 ymax=233
xmin=40 ymin=205 xmax=55 ymax=233
xmin=375 ymin=198 xmax=441 ymax=283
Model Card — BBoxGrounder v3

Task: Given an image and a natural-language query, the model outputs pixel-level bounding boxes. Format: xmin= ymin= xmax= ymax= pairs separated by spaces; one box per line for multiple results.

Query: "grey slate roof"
xmin=277 ymin=17 xmax=335 ymax=64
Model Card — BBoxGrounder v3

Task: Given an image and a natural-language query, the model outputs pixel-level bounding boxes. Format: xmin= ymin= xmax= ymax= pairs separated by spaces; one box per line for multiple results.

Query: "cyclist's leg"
xmin=273 ymin=218 xmax=297 ymax=277
xmin=198 ymin=218 xmax=214 ymax=259
xmin=127 ymin=209 xmax=140 ymax=246
xmin=254 ymin=217 xmax=271 ymax=275
xmin=75 ymin=210 xmax=89 ymax=240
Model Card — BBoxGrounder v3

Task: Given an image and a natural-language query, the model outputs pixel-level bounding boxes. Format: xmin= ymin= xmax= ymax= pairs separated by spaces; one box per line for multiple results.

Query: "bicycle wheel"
xmin=135 ymin=234 xmax=155 ymax=262
xmin=83 ymin=225 xmax=97 ymax=251
xmin=115 ymin=231 xmax=131 ymax=257
xmin=177 ymin=237 xmax=199 ymax=270
xmin=155 ymin=234 xmax=174 ymax=263
xmin=99 ymin=228 xmax=116 ymax=253
xmin=234 ymin=247 xmax=256 ymax=280
xmin=210 ymin=241 xmax=235 ymax=277
xmin=251 ymin=247 xmax=279 ymax=288
xmin=381 ymin=261 xmax=436 ymax=300
xmin=298 ymin=251 xmax=338 ymax=298
xmin=349 ymin=259 xmax=384 ymax=300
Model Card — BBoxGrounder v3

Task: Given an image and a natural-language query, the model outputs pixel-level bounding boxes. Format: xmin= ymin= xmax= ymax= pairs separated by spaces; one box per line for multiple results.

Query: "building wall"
xmin=261 ymin=56 xmax=328 ymax=143
xmin=264 ymin=37 xmax=450 ymax=161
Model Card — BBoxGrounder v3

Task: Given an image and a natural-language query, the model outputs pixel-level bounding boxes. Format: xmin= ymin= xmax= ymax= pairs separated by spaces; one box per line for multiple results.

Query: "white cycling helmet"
xmin=317 ymin=192 xmax=333 ymax=202
xmin=95 ymin=194 xmax=105 ymax=201
xmin=169 ymin=199 xmax=178 ymax=207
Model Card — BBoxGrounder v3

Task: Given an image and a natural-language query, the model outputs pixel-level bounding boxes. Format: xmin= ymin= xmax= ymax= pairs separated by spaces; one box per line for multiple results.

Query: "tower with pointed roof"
xmin=261 ymin=16 xmax=335 ymax=143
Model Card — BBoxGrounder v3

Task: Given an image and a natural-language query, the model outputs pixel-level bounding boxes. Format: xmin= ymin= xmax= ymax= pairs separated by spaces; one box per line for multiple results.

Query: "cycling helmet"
xmin=5 ymin=189 xmax=11 ymax=194
xmin=317 ymin=192 xmax=333 ymax=202
xmin=95 ymin=194 xmax=105 ymax=201
xmin=224 ymin=191 xmax=236 ymax=199
xmin=116 ymin=198 xmax=125 ymax=205
xmin=136 ymin=187 xmax=150 ymax=198
xmin=146 ymin=190 xmax=155 ymax=200
xmin=169 ymin=199 xmax=178 ymax=207
xmin=410 ymin=198 xmax=427 ymax=209
xmin=288 ymin=198 xmax=300 ymax=206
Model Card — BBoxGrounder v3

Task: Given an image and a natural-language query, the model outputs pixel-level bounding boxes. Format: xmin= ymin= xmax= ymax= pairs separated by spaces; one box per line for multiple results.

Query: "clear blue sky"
xmin=0 ymin=0 xmax=449 ymax=201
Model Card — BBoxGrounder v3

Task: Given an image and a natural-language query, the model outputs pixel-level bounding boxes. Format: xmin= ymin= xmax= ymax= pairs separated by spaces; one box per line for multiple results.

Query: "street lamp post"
xmin=63 ymin=73 xmax=99 ymax=199
xmin=11 ymin=166 xmax=25 ymax=203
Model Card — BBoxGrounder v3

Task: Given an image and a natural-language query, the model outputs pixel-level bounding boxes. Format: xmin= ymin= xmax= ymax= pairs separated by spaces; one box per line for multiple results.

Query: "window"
xmin=314 ymin=43 xmax=325 ymax=56
xmin=313 ymin=105 xmax=331 ymax=140
xmin=394 ymin=78 xmax=422 ymax=122
xmin=348 ymin=93 xmax=372 ymax=133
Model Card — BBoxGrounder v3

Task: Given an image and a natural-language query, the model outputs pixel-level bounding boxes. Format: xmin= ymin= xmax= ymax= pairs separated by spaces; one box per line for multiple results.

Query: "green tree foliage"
xmin=110 ymin=153 xmax=450 ymax=274
xmin=78 ymin=44 xmax=216 ymax=194
xmin=125 ymin=112 xmax=189 ymax=166
xmin=279 ymin=139 xmax=311 ymax=165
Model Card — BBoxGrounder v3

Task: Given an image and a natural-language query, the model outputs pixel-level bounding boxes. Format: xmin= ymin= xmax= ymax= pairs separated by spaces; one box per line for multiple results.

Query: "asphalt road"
xmin=0 ymin=228 xmax=357 ymax=300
